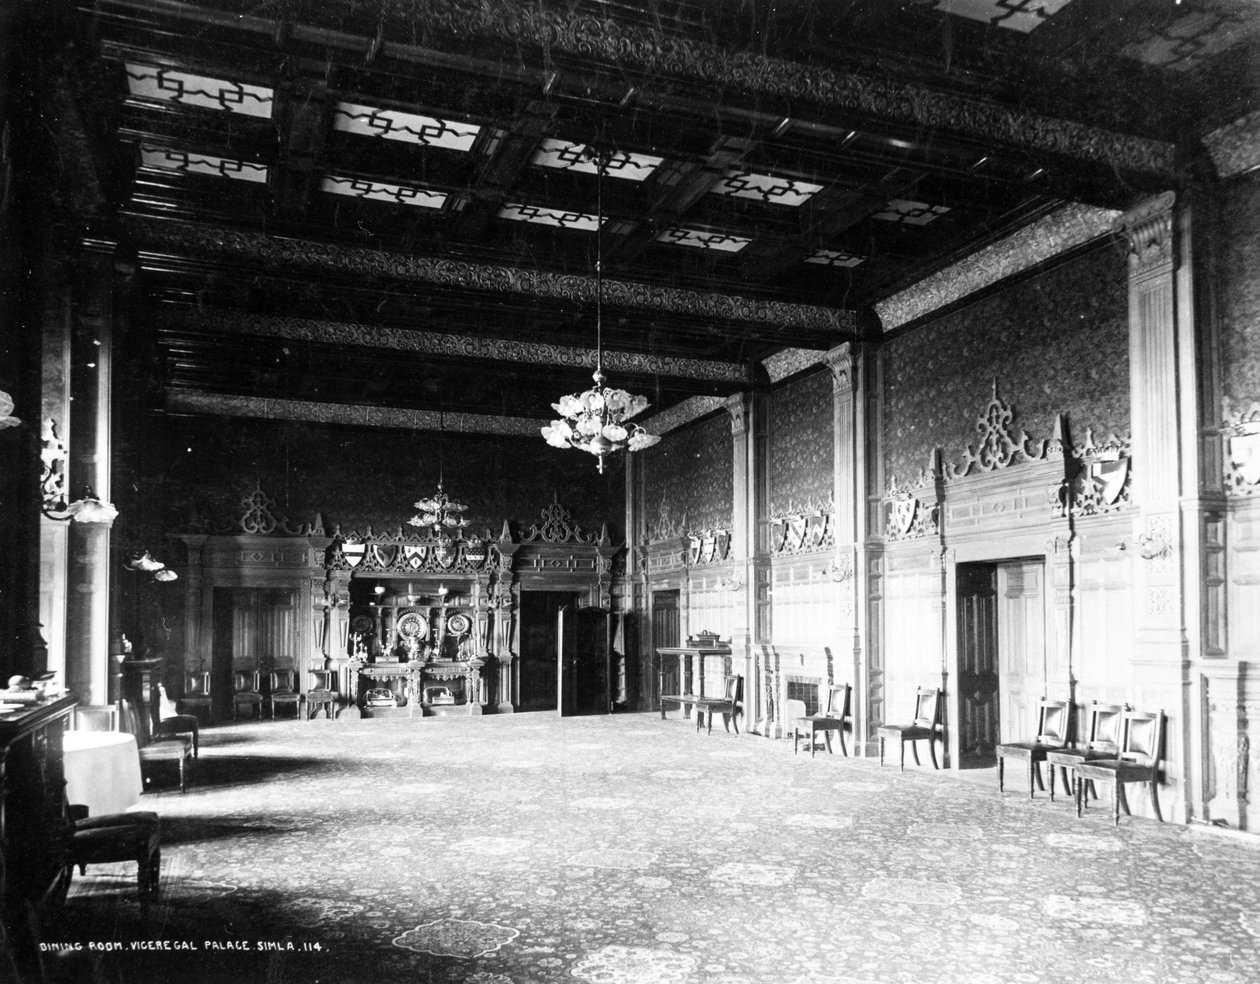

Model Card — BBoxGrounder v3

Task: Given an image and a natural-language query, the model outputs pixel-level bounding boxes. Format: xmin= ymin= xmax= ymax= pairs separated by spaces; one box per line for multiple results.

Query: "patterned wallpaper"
xmin=642 ymin=412 xmax=733 ymax=540
xmin=1220 ymin=175 xmax=1260 ymax=413
xmin=882 ymin=246 xmax=1130 ymax=486
xmin=769 ymin=369 xmax=834 ymax=516
xmin=126 ymin=417 xmax=625 ymax=542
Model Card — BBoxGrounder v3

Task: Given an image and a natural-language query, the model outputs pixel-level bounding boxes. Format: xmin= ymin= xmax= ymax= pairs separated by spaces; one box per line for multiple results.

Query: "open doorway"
xmin=557 ymin=605 xmax=610 ymax=716
xmin=518 ymin=590 xmax=578 ymax=712
xmin=956 ymin=558 xmax=1046 ymax=767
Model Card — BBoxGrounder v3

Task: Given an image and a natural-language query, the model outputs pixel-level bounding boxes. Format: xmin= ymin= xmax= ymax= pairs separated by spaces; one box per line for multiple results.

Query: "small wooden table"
xmin=656 ymin=641 xmax=732 ymax=721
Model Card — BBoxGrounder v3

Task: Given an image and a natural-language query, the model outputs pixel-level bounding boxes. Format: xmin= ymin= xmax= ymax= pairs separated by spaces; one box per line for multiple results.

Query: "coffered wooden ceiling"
xmin=36 ymin=0 xmax=1260 ymax=431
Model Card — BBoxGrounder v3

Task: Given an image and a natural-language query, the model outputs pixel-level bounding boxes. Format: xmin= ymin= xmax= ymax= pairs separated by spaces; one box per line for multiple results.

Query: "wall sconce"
xmin=0 ymin=390 xmax=19 ymax=430
xmin=1136 ymin=531 xmax=1171 ymax=561
xmin=125 ymin=548 xmax=178 ymax=582
xmin=43 ymin=484 xmax=119 ymax=524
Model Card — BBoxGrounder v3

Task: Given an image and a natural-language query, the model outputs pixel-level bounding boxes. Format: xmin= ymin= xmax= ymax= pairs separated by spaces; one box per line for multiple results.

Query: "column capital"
xmin=1113 ymin=191 xmax=1176 ymax=276
xmin=823 ymin=342 xmax=859 ymax=393
xmin=724 ymin=392 xmax=751 ymax=436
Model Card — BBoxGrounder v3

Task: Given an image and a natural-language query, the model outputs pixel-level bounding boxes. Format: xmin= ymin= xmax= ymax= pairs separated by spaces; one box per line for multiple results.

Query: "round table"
xmin=63 ymin=730 xmax=144 ymax=817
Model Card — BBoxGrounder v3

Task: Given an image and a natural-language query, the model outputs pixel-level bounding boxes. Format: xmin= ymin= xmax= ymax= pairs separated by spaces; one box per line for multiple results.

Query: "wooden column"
xmin=64 ymin=248 xmax=116 ymax=706
xmin=1116 ymin=191 xmax=1194 ymax=822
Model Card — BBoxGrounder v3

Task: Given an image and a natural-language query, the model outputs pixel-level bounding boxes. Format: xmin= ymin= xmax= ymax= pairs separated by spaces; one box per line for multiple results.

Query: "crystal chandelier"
xmin=409 ymin=410 xmax=469 ymax=536
xmin=541 ymin=147 xmax=659 ymax=473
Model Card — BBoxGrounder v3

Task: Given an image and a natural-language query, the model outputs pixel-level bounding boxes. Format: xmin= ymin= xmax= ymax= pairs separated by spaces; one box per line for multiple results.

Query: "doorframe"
xmin=944 ymin=533 xmax=1060 ymax=771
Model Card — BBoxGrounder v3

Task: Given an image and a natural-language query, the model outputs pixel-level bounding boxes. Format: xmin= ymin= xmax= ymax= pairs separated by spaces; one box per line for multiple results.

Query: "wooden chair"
xmin=792 ymin=683 xmax=853 ymax=757
xmin=694 ymin=675 xmax=741 ymax=734
xmin=73 ymin=704 xmax=119 ymax=731
xmin=121 ymin=699 xmax=193 ymax=794
xmin=65 ymin=801 xmax=161 ymax=916
xmin=306 ymin=669 xmax=337 ymax=720
xmin=1075 ymin=708 xmax=1164 ymax=826
xmin=996 ymin=697 xmax=1070 ymax=798
xmin=877 ymin=688 xmax=943 ymax=771
xmin=152 ymin=683 xmax=199 ymax=758
xmin=1045 ymin=700 xmax=1126 ymax=805
xmin=232 ymin=669 xmax=264 ymax=721
xmin=178 ymin=670 xmax=213 ymax=724
xmin=268 ymin=669 xmax=301 ymax=720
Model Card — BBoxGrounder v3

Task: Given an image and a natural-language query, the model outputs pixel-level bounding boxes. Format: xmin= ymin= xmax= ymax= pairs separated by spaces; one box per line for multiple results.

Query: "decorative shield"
xmin=1231 ymin=430 xmax=1260 ymax=487
xmin=787 ymin=516 xmax=807 ymax=550
xmin=701 ymin=532 xmax=716 ymax=564
xmin=1090 ymin=457 xmax=1130 ymax=505
xmin=367 ymin=544 xmax=396 ymax=569
xmin=464 ymin=538 xmax=487 ymax=565
xmin=402 ymin=545 xmax=427 ymax=569
xmin=435 ymin=541 xmax=454 ymax=568
xmin=687 ymin=535 xmax=701 ymax=566
xmin=341 ymin=542 xmax=365 ymax=567
xmin=892 ymin=497 xmax=917 ymax=536
xmin=715 ymin=530 xmax=730 ymax=561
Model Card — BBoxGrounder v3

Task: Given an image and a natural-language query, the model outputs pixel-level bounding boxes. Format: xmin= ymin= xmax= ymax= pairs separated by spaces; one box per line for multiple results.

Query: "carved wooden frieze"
xmin=642 ymin=396 xmax=727 ymax=437
xmin=1204 ymin=110 xmax=1260 ymax=179
xmin=761 ymin=348 xmax=826 ymax=382
xmin=155 ymin=306 xmax=749 ymax=385
xmin=375 ymin=0 xmax=1176 ymax=177
xmin=327 ymin=526 xmax=499 ymax=576
xmin=883 ymin=492 xmax=940 ymax=543
xmin=875 ymin=204 xmax=1120 ymax=331
xmin=1224 ymin=400 xmax=1260 ymax=497
xmin=165 ymin=391 xmax=545 ymax=436
xmin=1051 ymin=431 xmax=1134 ymax=517
xmin=685 ymin=529 xmax=732 ymax=567
xmin=127 ymin=216 xmax=854 ymax=334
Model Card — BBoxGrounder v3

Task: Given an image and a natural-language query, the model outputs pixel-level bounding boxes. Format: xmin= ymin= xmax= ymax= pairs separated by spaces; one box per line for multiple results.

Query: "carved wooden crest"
xmin=892 ymin=496 xmax=917 ymax=536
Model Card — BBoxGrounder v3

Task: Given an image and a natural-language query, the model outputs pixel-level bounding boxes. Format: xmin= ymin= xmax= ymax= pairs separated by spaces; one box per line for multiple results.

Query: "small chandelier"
xmin=408 ymin=410 xmax=469 ymax=536
xmin=542 ymin=146 xmax=659 ymax=473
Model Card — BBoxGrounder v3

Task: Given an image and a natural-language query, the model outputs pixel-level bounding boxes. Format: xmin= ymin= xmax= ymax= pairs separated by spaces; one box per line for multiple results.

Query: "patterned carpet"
xmin=50 ymin=711 xmax=1260 ymax=984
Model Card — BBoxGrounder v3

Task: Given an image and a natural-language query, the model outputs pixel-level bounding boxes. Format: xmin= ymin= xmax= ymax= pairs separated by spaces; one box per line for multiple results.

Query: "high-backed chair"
xmin=268 ymin=669 xmax=301 ymax=720
xmin=65 ymin=801 xmax=161 ymax=916
xmin=178 ymin=670 xmax=213 ymax=724
xmin=1074 ymin=708 xmax=1164 ymax=826
xmin=121 ymin=699 xmax=193 ymax=793
xmin=152 ymin=683 xmax=199 ymax=758
xmin=694 ymin=675 xmax=741 ymax=734
xmin=1045 ymin=700 xmax=1126 ymax=805
xmin=232 ymin=669 xmax=264 ymax=721
xmin=877 ymin=688 xmax=943 ymax=771
xmin=792 ymin=683 xmax=854 ymax=757
xmin=996 ymin=698 xmax=1070 ymax=798
xmin=306 ymin=669 xmax=337 ymax=720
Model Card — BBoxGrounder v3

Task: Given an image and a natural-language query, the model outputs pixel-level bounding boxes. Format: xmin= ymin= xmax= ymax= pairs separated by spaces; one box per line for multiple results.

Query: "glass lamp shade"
xmin=542 ymin=372 xmax=660 ymax=472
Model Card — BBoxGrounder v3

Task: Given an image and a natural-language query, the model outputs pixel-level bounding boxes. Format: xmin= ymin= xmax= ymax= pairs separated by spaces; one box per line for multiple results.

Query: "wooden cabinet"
xmin=0 ymin=695 xmax=75 ymax=979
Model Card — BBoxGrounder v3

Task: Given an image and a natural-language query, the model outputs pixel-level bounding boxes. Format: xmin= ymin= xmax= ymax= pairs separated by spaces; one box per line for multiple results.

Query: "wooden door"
xmin=518 ymin=590 xmax=570 ymax=712
xmin=956 ymin=564 xmax=999 ymax=765
xmin=650 ymin=590 xmax=680 ymax=708
xmin=211 ymin=588 xmax=296 ymax=719
xmin=557 ymin=606 xmax=610 ymax=716
xmin=997 ymin=560 xmax=1047 ymax=742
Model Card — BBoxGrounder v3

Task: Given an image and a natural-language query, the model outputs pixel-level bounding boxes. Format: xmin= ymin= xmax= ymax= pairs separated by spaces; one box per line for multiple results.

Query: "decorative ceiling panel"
xmin=710 ymin=171 xmax=823 ymax=207
xmin=139 ymin=146 xmax=267 ymax=182
xmin=498 ymin=203 xmax=599 ymax=231
xmin=125 ymin=62 xmax=273 ymax=117
xmin=331 ymin=102 xmax=480 ymax=151
xmin=531 ymin=139 xmax=663 ymax=181
xmin=872 ymin=200 xmax=952 ymax=225
xmin=1120 ymin=3 xmax=1259 ymax=72
xmin=321 ymin=176 xmax=448 ymax=209
xmin=804 ymin=250 xmax=865 ymax=268
xmin=932 ymin=0 xmax=1074 ymax=34
xmin=655 ymin=228 xmax=752 ymax=252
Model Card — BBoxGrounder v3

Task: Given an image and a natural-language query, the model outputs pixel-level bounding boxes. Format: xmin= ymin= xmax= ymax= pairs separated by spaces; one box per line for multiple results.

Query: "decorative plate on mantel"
xmin=446 ymin=613 xmax=471 ymax=636
xmin=350 ymin=614 xmax=375 ymax=636
xmin=396 ymin=612 xmax=429 ymax=641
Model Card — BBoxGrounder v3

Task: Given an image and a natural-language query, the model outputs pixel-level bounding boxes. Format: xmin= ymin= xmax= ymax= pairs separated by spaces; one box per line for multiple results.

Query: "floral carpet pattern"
xmin=54 ymin=712 xmax=1260 ymax=984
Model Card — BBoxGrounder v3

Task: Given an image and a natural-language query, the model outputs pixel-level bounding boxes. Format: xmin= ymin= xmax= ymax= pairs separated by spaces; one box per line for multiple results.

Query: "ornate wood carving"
xmin=945 ymin=383 xmax=1060 ymax=480
xmin=165 ymin=391 xmax=545 ymax=436
xmin=126 ymin=216 xmax=855 ymax=334
xmin=875 ymin=204 xmax=1120 ymax=331
xmin=156 ymin=307 xmax=749 ymax=385
xmin=375 ymin=0 xmax=1176 ymax=177
xmin=328 ymin=527 xmax=498 ymax=576
xmin=238 ymin=483 xmax=325 ymax=536
xmin=1113 ymin=191 xmax=1177 ymax=276
xmin=769 ymin=506 xmax=835 ymax=555
xmin=1223 ymin=399 xmax=1260 ymax=496
xmin=522 ymin=495 xmax=602 ymax=545
xmin=762 ymin=348 xmax=826 ymax=383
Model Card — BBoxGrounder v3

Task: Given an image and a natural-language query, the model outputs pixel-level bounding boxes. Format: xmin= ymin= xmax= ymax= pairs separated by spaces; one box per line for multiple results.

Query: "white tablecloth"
xmin=63 ymin=731 xmax=144 ymax=817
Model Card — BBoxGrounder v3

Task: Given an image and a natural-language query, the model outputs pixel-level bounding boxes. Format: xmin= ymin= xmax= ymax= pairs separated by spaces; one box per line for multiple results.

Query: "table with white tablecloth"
xmin=63 ymin=730 xmax=144 ymax=816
